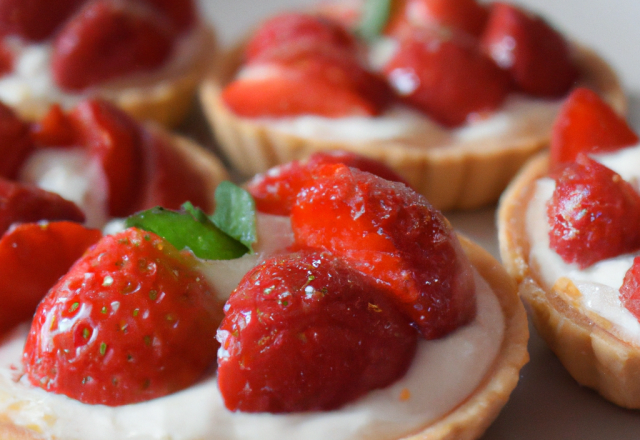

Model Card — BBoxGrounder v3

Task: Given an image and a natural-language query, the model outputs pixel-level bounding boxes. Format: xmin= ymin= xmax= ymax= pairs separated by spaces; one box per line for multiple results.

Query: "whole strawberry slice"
xmin=0 ymin=0 xmax=86 ymax=41
xmin=0 ymin=221 xmax=101 ymax=335
xmin=550 ymin=88 xmax=638 ymax=166
xmin=217 ymin=250 xmax=417 ymax=413
xmin=23 ymin=227 xmax=223 ymax=406
xmin=619 ymin=257 xmax=640 ymax=321
xmin=386 ymin=0 xmax=489 ymax=38
xmin=291 ymin=163 xmax=476 ymax=339
xmin=481 ymin=2 xmax=578 ymax=97
xmin=52 ymin=0 xmax=175 ymax=91
xmin=548 ymin=154 xmax=640 ymax=268
xmin=384 ymin=27 xmax=511 ymax=127
xmin=0 ymin=178 xmax=85 ymax=235
xmin=246 ymin=150 xmax=409 ymax=216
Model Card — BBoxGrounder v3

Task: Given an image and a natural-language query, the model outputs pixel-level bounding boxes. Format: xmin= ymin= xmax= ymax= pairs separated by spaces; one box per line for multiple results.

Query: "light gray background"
xmin=198 ymin=1 xmax=640 ymax=437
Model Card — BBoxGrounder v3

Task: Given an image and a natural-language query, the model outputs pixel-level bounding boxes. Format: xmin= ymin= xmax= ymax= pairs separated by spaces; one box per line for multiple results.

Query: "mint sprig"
xmin=356 ymin=0 xmax=393 ymax=41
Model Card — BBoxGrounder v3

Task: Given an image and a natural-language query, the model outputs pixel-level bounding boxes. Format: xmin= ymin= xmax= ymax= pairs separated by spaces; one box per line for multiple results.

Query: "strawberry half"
xmin=620 ymin=257 xmax=640 ymax=321
xmin=0 ymin=101 xmax=33 ymax=179
xmin=386 ymin=0 xmax=489 ymax=38
xmin=217 ymin=250 xmax=417 ymax=412
xmin=383 ymin=27 xmax=511 ymax=127
xmin=291 ymin=163 xmax=476 ymax=339
xmin=0 ymin=222 xmax=101 ymax=335
xmin=246 ymin=150 xmax=409 ymax=216
xmin=550 ymin=88 xmax=638 ymax=167
xmin=481 ymin=2 xmax=578 ymax=97
xmin=23 ymin=227 xmax=223 ymax=406
xmin=548 ymin=154 xmax=640 ymax=268
xmin=0 ymin=0 xmax=86 ymax=41
xmin=52 ymin=0 xmax=175 ymax=91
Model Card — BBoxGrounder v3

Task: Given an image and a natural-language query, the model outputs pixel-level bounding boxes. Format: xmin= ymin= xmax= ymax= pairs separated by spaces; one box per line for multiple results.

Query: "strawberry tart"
xmin=0 ymin=0 xmax=215 ymax=127
xmin=201 ymin=0 xmax=625 ymax=210
xmin=0 ymin=155 xmax=528 ymax=439
xmin=498 ymin=87 xmax=640 ymax=408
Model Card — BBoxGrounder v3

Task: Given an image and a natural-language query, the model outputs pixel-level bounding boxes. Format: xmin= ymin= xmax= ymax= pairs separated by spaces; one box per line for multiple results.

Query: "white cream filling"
xmin=0 ymin=214 xmax=504 ymax=440
xmin=526 ymin=143 xmax=640 ymax=344
xmin=0 ymin=269 xmax=502 ymax=440
xmin=0 ymin=25 xmax=207 ymax=110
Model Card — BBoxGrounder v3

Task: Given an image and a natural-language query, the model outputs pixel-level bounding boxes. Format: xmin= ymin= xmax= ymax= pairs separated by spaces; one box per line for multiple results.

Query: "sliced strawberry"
xmin=247 ymin=151 xmax=409 ymax=216
xmin=0 ymin=222 xmax=101 ymax=335
xmin=0 ymin=178 xmax=85 ymax=235
xmin=133 ymin=128 xmax=213 ymax=213
xmin=217 ymin=250 xmax=417 ymax=412
xmin=620 ymin=257 xmax=640 ymax=321
xmin=481 ymin=2 xmax=578 ymax=97
xmin=52 ymin=0 xmax=174 ymax=91
xmin=23 ymin=227 xmax=223 ymax=406
xmin=0 ymin=39 xmax=13 ymax=77
xmin=0 ymin=0 xmax=86 ymax=41
xmin=291 ymin=163 xmax=476 ymax=339
xmin=223 ymin=53 xmax=389 ymax=118
xmin=0 ymin=102 xmax=33 ymax=179
xmin=137 ymin=0 xmax=195 ymax=32
xmin=245 ymin=13 xmax=358 ymax=64
xmin=31 ymin=104 xmax=78 ymax=147
xmin=383 ymin=28 xmax=511 ymax=127
xmin=548 ymin=154 xmax=640 ymax=268
xmin=386 ymin=0 xmax=489 ymax=37
xmin=550 ymin=88 xmax=638 ymax=166
xmin=69 ymin=99 xmax=142 ymax=217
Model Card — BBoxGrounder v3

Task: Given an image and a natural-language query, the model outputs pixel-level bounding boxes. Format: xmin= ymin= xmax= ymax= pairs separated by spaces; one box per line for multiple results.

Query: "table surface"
xmin=197 ymin=1 xmax=640 ymax=437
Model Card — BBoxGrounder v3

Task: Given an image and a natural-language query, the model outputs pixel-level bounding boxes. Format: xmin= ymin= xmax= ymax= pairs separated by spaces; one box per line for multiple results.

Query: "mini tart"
xmin=6 ymin=26 xmax=216 ymax=129
xmin=200 ymin=42 xmax=625 ymax=211
xmin=498 ymin=152 xmax=640 ymax=409
xmin=0 ymin=235 xmax=528 ymax=440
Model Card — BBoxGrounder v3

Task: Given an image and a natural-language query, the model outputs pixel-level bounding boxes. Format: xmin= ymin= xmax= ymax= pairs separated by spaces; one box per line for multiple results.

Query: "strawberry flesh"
xmin=0 ymin=0 xmax=86 ymax=41
xmin=620 ymin=257 xmax=640 ymax=321
xmin=52 ymin=0 xmax=175 ymax=91
xmin=383 ymin=27 xmax=511 ymax=127
xmin=550 ymin=88 xmax=638 ymax=167
xmin=217 ymin=250 xmax=417 ymax=412
xmin=291 ymin=163 xmax=476 ymax=339
xmin=0 ymin=102 xmax=33 ymax=179
xmin=247 ymin=151 xmax=409 ymax=216
xmin=23 ymin=228 xmax=223 ymax=406
xmin=0 ymin=222 xmax=100 ymax=335
xmin=548 ymin=154 xmax=640 ymax=268
xmin=481 ymin=2 xmax=578 ymax=97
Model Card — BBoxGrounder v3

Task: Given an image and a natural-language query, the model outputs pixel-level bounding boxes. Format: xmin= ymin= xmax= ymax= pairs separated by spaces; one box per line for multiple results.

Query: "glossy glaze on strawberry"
xmin=23 ymin=227 xmax=223 ymax=406
xmin=218 ymin=250 xmax=418 ymax=413
xmin=0 ymin=0 xmax=198 ymax=90
xmin=223 ymin=0 xmax=578 ymax=127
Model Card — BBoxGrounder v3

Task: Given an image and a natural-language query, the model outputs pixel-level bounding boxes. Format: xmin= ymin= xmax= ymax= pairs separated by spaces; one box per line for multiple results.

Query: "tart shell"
xmin=498 ymin=153 xmax=640 ymax=409
xmin=0 ymin=235 xmax=528 ymax=440
xmin=200 ymin=42 xmax=625 ymax=211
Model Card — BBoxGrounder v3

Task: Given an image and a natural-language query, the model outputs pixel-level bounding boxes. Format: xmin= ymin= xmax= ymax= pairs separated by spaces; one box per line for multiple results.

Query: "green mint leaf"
xmin=356 ymin=0 xmax=393 ymax=41
xmin=125 ymin=206 xmax=248 ymax=260
xmin=211 ymin=181 xmax=257 ymax=252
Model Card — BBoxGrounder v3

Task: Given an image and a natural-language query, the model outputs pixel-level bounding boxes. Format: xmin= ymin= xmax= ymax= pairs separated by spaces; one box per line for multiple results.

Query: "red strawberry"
xmin=620 ymin=257 xmax=640 ymax=321
xmin=133 ymin=127 xmax=214 ymax=213
xmin=0 ymin=101 xmax=33 ymax=179
xmin=383 ymin=28 xmax=511 ymax=127
xmin=548 ymin=154 xmax=640 ymax=268
xmin=386 ymin=0 xmax=489 ymax=38
xmin=69 ymin=99 xmax=143 ymax=217
xmin=137 ymin=0 xmax=195 ymax=33
xmin=217 ymin=250 xmax=417 ymax=412
xmin=0 ymin=40 xmax=13 ymax=77
xmin=223 ymin=54 xmax=390 ymax=118
xmin=550 ymin=88 xmax=638 ymax=166
xmin=0 ymin=178 xmax=85 ymax=235
xmin=31 ymin=104 xmax=78 ymax=147
xmin=247 ymin=151 xmax=409 ymax=216
xmin=0 ymin=221 xmax=101 ymax=335
xmin=23 ymin=227 xmax=223 ymax=406
xmin=52 ymin=0 xmax=175 ymax=91
xmin=291 ymin=163 xmax=476 ymax=339
xmin=245 ymin=13 xmax=358 ymax=64
xmin=0 ymin=0 xmax=86 ymax=41
xmin=481 ymin=2 xmax=578 ymax=97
